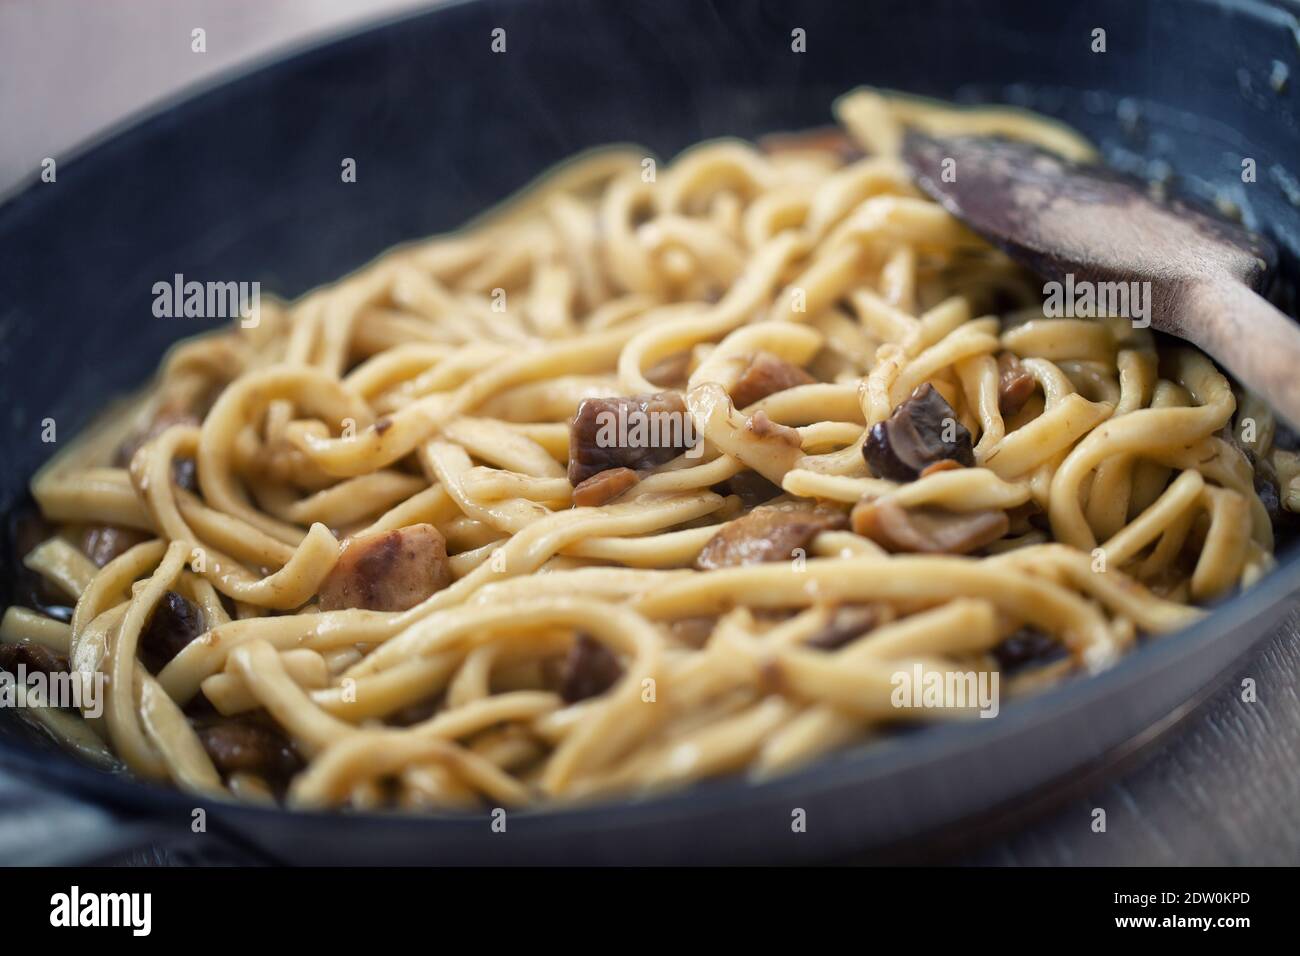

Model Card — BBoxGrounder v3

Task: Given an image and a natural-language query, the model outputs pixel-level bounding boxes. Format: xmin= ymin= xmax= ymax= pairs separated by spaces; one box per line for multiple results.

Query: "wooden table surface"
xmin=2 ymin=0 xmax=1299 ymax=867
xmin=963 ymin=611 xmax=1300 ymax=865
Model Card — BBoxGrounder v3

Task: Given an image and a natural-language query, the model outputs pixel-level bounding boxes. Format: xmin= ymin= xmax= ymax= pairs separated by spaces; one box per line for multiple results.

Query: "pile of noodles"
xmin=2 ymin=90 xmax=1289 ymax=810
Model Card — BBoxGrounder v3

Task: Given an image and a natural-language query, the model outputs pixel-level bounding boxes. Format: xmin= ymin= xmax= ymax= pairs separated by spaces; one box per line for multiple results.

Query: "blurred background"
xmin=0 ymin=0 xmax=431 ymax=194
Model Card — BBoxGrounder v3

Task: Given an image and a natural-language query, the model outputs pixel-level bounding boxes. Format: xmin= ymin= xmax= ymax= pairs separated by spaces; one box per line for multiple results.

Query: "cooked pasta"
xmin=1 ymin=89 xmax=1290 ymax=809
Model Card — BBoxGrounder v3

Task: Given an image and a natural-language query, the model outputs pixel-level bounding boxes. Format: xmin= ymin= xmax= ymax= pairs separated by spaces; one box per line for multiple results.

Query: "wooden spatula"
xmin=901 ymin=130 xmax=1300 ymax=428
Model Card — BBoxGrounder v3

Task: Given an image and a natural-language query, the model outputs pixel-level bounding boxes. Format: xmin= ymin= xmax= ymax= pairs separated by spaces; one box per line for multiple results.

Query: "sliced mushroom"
xmin=997 ymin=352 xmax=1036 ymax=417
xmin=850 ymin=499 xmax=1007 ymax=555
xmin=572 ymin=467 xmax=640 ymax=507
xmin=197 ymin=718 xmax=301 ymax=781
xmin=643 ymin=351 xmax=693 ymax=389
xmin=729 ymin=351 xmax=816 ymax=409
xmin=317 ymin=524 xmax=451 ymax=613
xmin=139 ymin=590 xmax=205 ymax=673
xmin=991 ymin=627 xmax=1067 ymax=674
xmin=696 ymin=503 xmax=847 ymax=570
xmin=559 ymin=633 xmax=623 ymax=703
xmin=863 ymin=383 xmax=974 ymax=481
xmin=711 ymin=469 xmax=784 ymax=509
xmin=568 ymin=392 xmax=693 ymax=486
xmin=805 ymin=605 xmax=879 ymax=651
xmin=80 ymin=525 xmax=150 ymax=568
xmin=0 ymin=641 xmax=70 ymax=677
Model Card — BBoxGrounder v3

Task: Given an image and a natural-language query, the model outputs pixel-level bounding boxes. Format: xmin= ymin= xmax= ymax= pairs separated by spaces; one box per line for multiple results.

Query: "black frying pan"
xmin=2 ymin=0 xmax=1299 ymax=865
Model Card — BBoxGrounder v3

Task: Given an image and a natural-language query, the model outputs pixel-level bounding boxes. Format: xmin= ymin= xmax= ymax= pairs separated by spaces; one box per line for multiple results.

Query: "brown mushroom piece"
xmin=139 ymin=590 xmax=205 ymax=674
xmin=851 ymin=499 xmax=1008 ymax=555
xmin=196 ymin=719 xmax=302 ymax=781
xmin=572 ymin=467 xmax=640 ymax=507
xmin=991 ymin=627 xmax=1068 ymax=674
xmin=568 ymin=392 xmax=694 ymax=486
xmin=997 ymin=352 xmax=1036 ymax=417
xmin=0 ymin=640 xmax=70 ymax=678
xmin=695 ymin=503 xmax=847 ymax=570
xmin=80 ymin=525 xmax=151 ymax=568
xmin=559 ymin=634 xmax=624 ymax=703
xmin=729 ymin=351 xmax=816 ymax=409
xmin=863 ymin=383 xmax=974 ymax=481
xmin=643 ymin=351 xmax=693 ymax=389
xmin=317 ymin=524 xmax=451 ymax=613
xmin=805 ymin=605 xmax=879 ymax=651
xmin=711 ymin=469 xmax=784 ymax=509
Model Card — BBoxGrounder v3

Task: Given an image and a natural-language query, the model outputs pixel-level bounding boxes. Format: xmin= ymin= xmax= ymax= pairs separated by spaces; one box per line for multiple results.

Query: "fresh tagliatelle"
xmin=1 ymin=89 xmax=1293 ymax=811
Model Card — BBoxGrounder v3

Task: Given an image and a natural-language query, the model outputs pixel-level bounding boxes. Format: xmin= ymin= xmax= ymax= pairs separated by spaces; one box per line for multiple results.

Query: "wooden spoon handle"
xmin=1184 ymin=279 xmax=1300 ymax=430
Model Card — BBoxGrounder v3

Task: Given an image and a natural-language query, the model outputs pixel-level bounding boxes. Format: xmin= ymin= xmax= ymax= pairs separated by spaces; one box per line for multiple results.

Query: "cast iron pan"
xmin=2 ymin=0 xmax=1300 ymax=864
